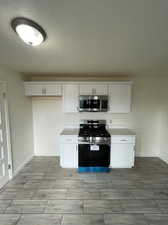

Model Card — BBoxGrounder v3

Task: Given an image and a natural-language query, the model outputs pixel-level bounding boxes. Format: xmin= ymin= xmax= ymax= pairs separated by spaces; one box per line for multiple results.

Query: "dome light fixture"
xmin=11 ymin=17 xmax=47 ymax=46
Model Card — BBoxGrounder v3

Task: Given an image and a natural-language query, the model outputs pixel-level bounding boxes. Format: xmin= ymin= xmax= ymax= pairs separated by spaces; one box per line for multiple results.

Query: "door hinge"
xmin=8 ymin=164 xmax=11 ymax=170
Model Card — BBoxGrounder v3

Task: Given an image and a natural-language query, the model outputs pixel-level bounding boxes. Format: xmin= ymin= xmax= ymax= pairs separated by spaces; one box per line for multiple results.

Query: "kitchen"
xmin=25 ymin=81 xmax=136 ymax=170
xmin=0 ymin=1 xmax=168 ymax=225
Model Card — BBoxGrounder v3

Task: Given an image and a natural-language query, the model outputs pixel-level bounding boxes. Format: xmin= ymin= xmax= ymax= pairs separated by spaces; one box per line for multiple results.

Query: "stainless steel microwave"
xmin=79 ymin=95 xmax=108 ymax=112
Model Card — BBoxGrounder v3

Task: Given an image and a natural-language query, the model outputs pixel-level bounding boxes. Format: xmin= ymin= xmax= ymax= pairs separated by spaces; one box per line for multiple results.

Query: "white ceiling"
xmin=0 ymin=0 xmax=168 ymax=75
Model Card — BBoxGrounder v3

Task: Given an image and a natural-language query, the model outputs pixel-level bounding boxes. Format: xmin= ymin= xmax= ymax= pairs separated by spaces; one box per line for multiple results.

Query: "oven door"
xmin=78 ymin=143 xmax=110 ymax=167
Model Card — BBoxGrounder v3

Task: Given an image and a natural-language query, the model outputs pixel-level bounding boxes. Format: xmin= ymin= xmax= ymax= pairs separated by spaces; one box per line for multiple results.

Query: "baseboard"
xmin=0 ymin=177 xmax=10 ymax=189
xmin=135 ymin=155 xmax=158 ymax=157
xmin=158 ymin=156 xmax=168 ymax=164
xmin=12 ymin=154 xmax=34 ymax=178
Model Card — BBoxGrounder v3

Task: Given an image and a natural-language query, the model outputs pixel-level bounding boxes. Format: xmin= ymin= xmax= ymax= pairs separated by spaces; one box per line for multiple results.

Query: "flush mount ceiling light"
xmin=11 ymin=17 xmax=47 ymax=46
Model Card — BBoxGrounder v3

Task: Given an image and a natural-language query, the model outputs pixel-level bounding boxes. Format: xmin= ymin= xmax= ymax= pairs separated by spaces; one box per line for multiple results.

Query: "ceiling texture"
xmin=0 ymin=0 xmax=168 ymax=75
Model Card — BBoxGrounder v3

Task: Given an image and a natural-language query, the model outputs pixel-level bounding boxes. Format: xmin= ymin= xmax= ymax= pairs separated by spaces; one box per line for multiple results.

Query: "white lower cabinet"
xmin=60 ymin=136 xmax=78 ymax=168
xmin=110 ymin=135 xmax=135 ymax=168
xmin=60 ymin=134 xmax=135 ymax=169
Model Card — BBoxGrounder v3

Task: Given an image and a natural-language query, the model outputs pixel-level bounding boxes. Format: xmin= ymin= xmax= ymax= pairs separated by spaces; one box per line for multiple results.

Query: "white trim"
xmin=2 ymin=83 xmax=13 ymax=179
xmin=0 ymin=176 xmax=9 ymax=189
xmin=24 ymin=81 xmax=132 ymax=85
xmin=159 ymin=156 xmax=168 ymax=164
xmin=0 ymin=81 xmax=13 ymax=187
xmin=12 ymin=154 xmax=34 ymax=178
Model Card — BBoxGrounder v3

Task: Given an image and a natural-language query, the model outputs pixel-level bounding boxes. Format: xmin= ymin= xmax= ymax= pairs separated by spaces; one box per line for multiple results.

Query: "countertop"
xmin=60 ymin=128 xmax=135 ymax=136
xmin=108 ymin=129 xmax=136 ymax=136
xmin=60 ymin=129 xmax=79 ymax=136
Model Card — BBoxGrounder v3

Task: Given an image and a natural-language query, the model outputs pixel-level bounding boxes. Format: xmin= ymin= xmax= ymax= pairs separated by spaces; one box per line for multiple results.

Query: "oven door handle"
xmin=78 ymin=142 xmax=111 ymax=146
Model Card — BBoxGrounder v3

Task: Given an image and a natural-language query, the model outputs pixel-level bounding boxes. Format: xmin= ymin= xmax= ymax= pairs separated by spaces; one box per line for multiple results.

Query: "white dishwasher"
xmin=110 ymin=135 xmax=136 ymax=168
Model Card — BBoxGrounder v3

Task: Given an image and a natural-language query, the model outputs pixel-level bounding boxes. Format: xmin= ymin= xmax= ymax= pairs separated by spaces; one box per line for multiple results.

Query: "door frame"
xmin=0 ymin=81 xmax=13 ymax=180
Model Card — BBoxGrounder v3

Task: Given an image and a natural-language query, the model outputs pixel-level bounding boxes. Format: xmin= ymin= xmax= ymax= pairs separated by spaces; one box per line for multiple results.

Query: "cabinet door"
xmin=79 ymin=84 xmax=108 ymax=95
xmin=93 ymin=85 xmax=108 ymax=95
xmin=110 ymin=143 xmax=135 ymax=168
xmin=25 ymin=84 xmax=45 ymax=96
xmin=60 ymin=143 xmax=78 ymax=168
xmin=45 ymin=84 xmax=62 ymax=96
xmin=108 ymin=84 xmax=131 ymax=113
xmin=79 ymin=85 xmax=93 ymax=95
xmin=24 ymin=83 xmax=62 ymax=96
xmin=63 ymin=85 xmax=79 ymax=113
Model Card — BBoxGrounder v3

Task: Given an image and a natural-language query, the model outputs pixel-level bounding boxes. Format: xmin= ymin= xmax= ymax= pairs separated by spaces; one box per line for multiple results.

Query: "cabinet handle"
xmin=120 ymin=139 xmax=128 ymax=142
xmin=76 ymin=145 xmax=78 ymax=151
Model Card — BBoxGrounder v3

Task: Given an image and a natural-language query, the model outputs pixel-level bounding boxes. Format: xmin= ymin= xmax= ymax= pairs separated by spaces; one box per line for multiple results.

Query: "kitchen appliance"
xmin=78 ymin=120 xmax=111 ymax=172
xmin=79 ymin=95 xmax=108 ymax=112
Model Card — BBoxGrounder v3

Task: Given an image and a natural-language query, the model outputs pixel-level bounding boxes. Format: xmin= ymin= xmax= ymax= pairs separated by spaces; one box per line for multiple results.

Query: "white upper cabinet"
xmin=24 ymin=82 xmax=62 ymax=96
xmin=45 ymin=84 xmax=62 ymax=96
xmin=25 ymin=83 xmax=44 ymax=96
xmin=63 ymin=84 xmax=79 ymax=113
xmin=79 ymin=84 xmax=108 ymax=95
xmin=108 ymin=83 xmax=132 ymax=113
xmin=24 ymin=81 xmax=132 ymax=113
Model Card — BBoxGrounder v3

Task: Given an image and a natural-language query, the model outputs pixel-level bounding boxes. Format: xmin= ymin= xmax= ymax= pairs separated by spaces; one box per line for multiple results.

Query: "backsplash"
xmin=63 ymin=112 xmax=132 ymax=129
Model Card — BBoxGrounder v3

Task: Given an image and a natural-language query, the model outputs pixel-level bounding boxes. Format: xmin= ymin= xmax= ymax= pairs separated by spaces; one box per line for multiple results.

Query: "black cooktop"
xmin=79 ymin=124 xmax=110 ymax=138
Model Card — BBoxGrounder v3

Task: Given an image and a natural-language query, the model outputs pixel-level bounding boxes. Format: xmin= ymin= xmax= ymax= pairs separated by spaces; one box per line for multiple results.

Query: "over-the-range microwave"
xmin=79 ymin=95 xmax=108 ymax=112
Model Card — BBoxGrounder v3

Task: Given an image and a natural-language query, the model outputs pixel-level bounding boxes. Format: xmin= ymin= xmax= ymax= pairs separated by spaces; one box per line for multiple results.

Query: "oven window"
xmin=90 ymin=99 xmax=100 ymax=109
xmin=80 ymin=99 xmax=90 ymax=109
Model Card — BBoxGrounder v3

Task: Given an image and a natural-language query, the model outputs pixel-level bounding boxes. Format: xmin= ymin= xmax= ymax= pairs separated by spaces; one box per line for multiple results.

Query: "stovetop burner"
xmin=78 ymin=120 xmax=111 ymax=144
xmin=79 ymin=128 xmax=110 ymax=138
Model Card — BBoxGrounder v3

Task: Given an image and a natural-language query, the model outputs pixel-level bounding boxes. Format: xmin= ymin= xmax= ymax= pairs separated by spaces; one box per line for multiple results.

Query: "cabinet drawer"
xmin=111 ymin=135 xmax=135 ymax=144
xmin=60 ymin=135 xmax=78 ymax=144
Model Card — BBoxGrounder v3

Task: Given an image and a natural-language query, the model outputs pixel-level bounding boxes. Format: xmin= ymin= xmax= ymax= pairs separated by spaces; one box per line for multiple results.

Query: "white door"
xmin=45 ymin=84 xmax=62 ymax=96
xmin=60 ymin=143 xmax=78 ymax=168
xmin=63 ymin=85 xmax=79 ymax=113
xmin=79 ymin=84 xmax=108 ymax=95
xmin=0 ymin=84 xmax=10 ymax=188
xmin=108 ymin=84 xmax=132 ymax=113
xmin=110 ymin=143 xmax=135 ymax=168
xmin=25 ymin=84 xmax=44 ymax=96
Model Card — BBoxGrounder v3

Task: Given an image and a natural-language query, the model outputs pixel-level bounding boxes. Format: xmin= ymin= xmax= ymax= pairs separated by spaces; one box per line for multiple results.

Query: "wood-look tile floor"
xmin=0 ymin=157 xmax=168 ymax=224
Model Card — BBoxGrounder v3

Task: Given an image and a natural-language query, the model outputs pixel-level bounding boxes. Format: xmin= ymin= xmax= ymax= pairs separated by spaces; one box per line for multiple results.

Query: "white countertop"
xmin=60 ymin=128 xmax=135 ymax=136
xmin=108 ymin=129 xmax=136 ymax=135
xmin=60 ymin=129 xmax=79 ymax=136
